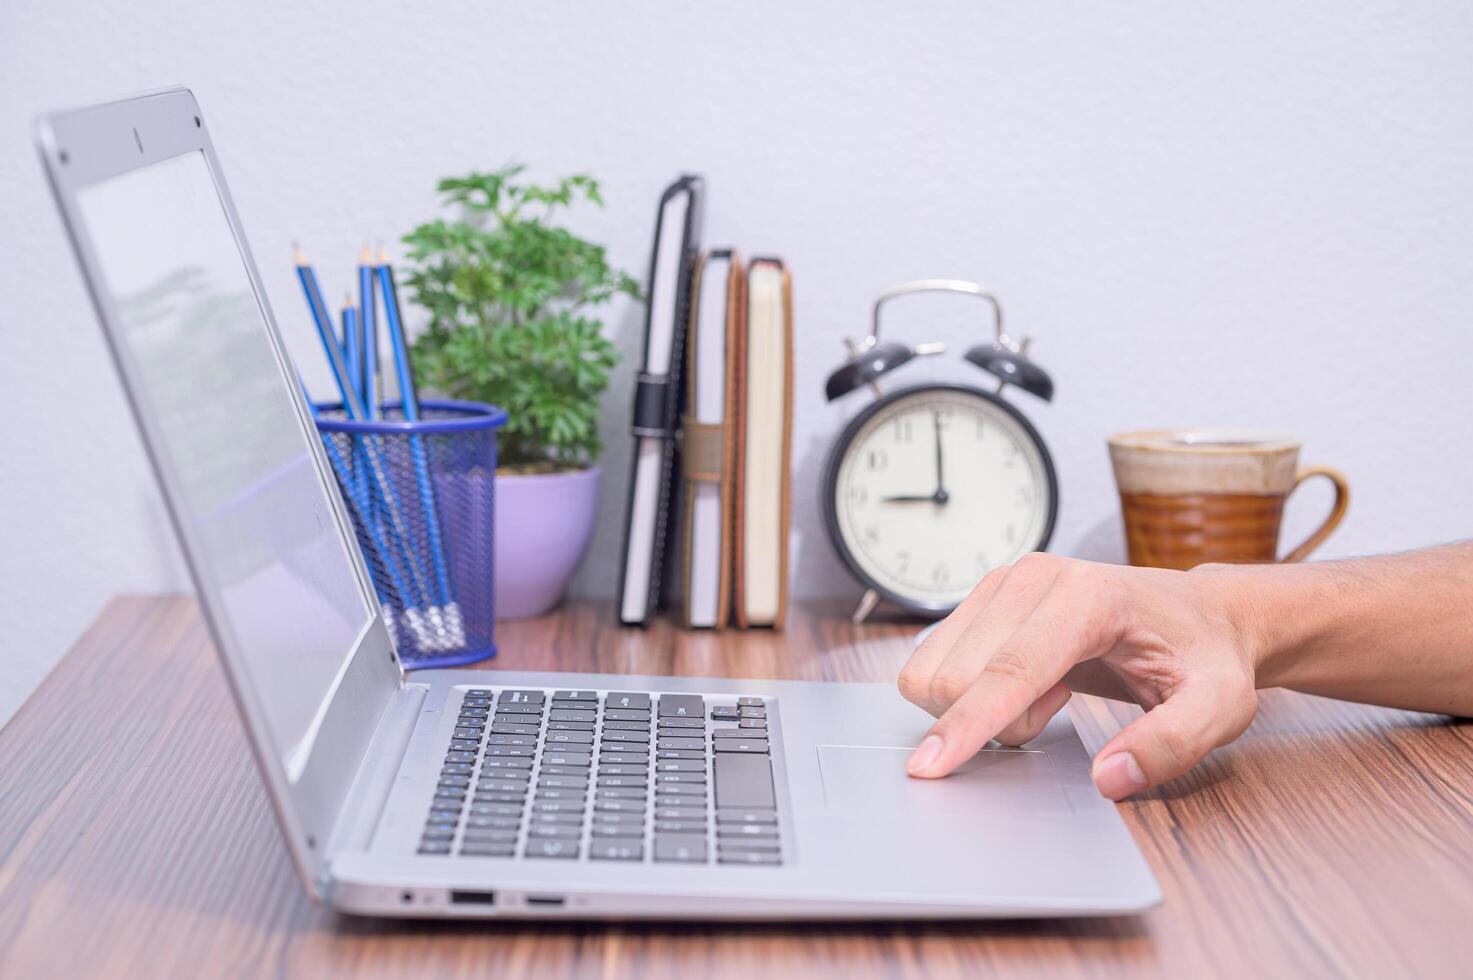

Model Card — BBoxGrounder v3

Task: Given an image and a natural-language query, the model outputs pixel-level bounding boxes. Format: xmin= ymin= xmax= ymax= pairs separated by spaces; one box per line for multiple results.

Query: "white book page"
xmin=743 ymin=264 xmax=787 ymax=624
xmin=688 ymin=255 xmax=730 ymax=627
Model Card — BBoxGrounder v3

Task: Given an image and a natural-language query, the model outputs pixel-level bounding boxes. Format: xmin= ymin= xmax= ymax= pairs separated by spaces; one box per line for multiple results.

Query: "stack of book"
xmin=616 ymin=176 xmax=794 ymax=630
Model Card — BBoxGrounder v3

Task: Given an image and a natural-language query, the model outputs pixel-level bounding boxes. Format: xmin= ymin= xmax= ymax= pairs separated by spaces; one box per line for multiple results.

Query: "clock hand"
xmin=880 ymin=494 xmax=936 ymax=503
xmin=931 ymin=410 xmax=949 ymax=505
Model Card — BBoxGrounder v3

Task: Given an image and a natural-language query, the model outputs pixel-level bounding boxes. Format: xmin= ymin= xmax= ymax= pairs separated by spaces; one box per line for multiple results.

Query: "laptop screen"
xmin=76 ymin=150 xmax=373 ymax=779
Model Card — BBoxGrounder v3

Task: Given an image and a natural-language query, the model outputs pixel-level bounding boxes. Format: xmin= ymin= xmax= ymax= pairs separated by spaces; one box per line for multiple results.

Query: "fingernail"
xmin=1093 ymin=752 xmax=1147 ymax=800
xmin=908 ymin=734 xmax=944 ymax=776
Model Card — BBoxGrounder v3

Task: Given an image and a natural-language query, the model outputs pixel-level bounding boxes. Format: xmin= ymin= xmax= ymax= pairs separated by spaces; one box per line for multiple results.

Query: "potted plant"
xmin=403 ymin=166 xmax=638 ymax=618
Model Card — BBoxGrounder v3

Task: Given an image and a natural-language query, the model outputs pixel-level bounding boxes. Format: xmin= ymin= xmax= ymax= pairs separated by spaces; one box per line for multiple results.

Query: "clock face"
xmin=825 ymin=384 xmax=1057 ymax=613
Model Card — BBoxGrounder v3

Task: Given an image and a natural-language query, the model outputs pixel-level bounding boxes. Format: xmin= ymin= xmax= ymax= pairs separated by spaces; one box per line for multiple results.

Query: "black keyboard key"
xmin=477 ymin=780 xmax=528 ymax=794
xmin=487 ymin=733 xmax=537 ymax=746
xmin=542 ymin=750 xmax=592 ymax=767
xmin=466 ymin=816 xmax=521 ymax=830
xmin=604 ymin=708 xmax=650 ymax=722
xmin=657 ymin=750 xmax=706 ymax=761
xmin=718 ymin=850 xmax=781 ymax=865
xmin=469 ymin=802 xmax=522 ymax=817
xmin=449 ymin=738 xmax=480 ymax=751
xmin=590 ymin=839 xmax=644 ymax=861
xmin=553 ymin=690 xmax=598 ymax=701
xmin=596 ymin=787 xmax=647 ymax=800
xmin=538 ymin=776 xmax=588 ymax=790
xmin=606 ymin=693 xmax=652 ymax=711
xmin=657 ymin=737 xmax=705 ymax=751
xmin=739 ymin=718 xmax=767 ymax=730
xmin=713 ymin=739 xmax=770 ymax=754
xmin=466 ymin=688 xmax=493 ymax=696
xmin=534 ymin=789 xmax=586 ymax=802
xmin=593 ymin=799 xmax=646 ymax=814
xmin=712 ymin=728 xmax=765 ymax=739
xmin=659 ymin=694 xmax=704 ymax=719
xmin=598 ymin=752 xmax=648 ymax=766
xmin=654 ymin=806 xmax=707 ymax=821
xmin=710 ymin=706 xmax=740 ymax=721
xmin=421 ymin=826 xmax=455 ymax=841
xmin=528 ymin=811 xmax=584 ymax=825
xmin=547 ymin=720 xmax=596 ymax=732
xmin=444 ymin=751 xmax=476 ymax=763
xmin=591 ymin=824 xmax=645 ymax=838
xmin=714 ymin=753 xmax=776 ymax=809
xmin=499 ymin=690 xmax=545 ymax=704
xmin=596 ymin=776 xmax=647 ymax=788
xmin=715 ymin=838 xmax=780 ymax=852
xmin=538 ymin=764 xmax=591 ymax=777
xmin=441 ymin=763 xmax=474 ymax=775
xmin=656 ymin=760 xmax=707 ymax=773
xmin=597 ymin=765 xmax=647 ymax=777
xmin=418 ymin=841 xmax=452 ymax=855
xmin=590 ymin=812 xmax=645 ymax=826
xmin=473 ymin=791 xmax=525 ymax=803
xmin=716 ymin=808 xmax=778 ymax=824
xmin=461 ymin=842 xmax=515 ymax=857
xmin=438 ymin=776 xmax=470 ymax=788
xmin=658 ymin=717 xmax=706 ymax=730
xmin=480 ymin=757 xmax=533 ymax=771
xmin=656 ymin=771 xmax=706 ymax=784
xmin=737 ymin=697 xmax=764 ymax=707
xmin=524 ymin=840 xmax=580 ymax=859
xmin=717 ymin=822 xmax=779 ymax=838
xmin=549 ymin=708 xmax=597 ymax=723
xmin=428 ymin=808 xmax=461 ymax=822
xmin=494 ymin=703 xmax=543 ymax=716
xmin=453 ymin=727 xmax=484 ymax=739
xmin=459 ymin=705 xmax=488 ymax=717
xmin=461 ymin=696 xmax=491 ymax=707
xmin=603 ymin=720 xmax=650 ymax=732
xmin=434 ymin=788 xmax=466 ymax=801
xmin=653 ymin=834 xmax=707 ymax=862
xmin=480 ymin=769 xmax=530 ymax=783
xmin=654 ymin=821 xmax=707 ymax=834
xmin=532 ymin=800 xmax=585 ymax=814
xmin=739 ymin=706 xmax=767 ymax=719
xmin=601 ymin=730 xmax=650 ymax=744
xmin=490 ymin=722 xmax=540 ymax=735
xmin=486 ymin=745 xmax=535 ymax=757
xmin=463 ymin=828 xmax=519 ymax=843
xmin=654 ymin=783 xmax=705 ymax=797
xmin=526 ymin=825 xmax=582 ymax=840
xmin=545 ymin=730 xmax=595 ymax=745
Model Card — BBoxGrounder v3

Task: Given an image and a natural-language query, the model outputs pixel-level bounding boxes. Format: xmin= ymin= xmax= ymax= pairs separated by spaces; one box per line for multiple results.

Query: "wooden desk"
xmin=2 ymin=596 xmax=1470 ymax=978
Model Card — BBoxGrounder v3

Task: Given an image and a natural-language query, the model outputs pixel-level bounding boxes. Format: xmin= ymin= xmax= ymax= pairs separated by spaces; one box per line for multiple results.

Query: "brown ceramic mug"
xmin=1107 ymin=430 xmax=1349 ymax=570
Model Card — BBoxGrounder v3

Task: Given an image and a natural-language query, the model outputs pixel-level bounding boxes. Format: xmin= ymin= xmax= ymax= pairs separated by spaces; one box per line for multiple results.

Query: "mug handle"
xmin=1280 ymin=466 xmax=1350 ymax=563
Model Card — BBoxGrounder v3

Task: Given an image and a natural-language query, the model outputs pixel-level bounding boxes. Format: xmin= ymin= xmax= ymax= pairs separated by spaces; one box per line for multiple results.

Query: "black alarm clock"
xmin=821 ymin=280 xmax=1058 ymax=621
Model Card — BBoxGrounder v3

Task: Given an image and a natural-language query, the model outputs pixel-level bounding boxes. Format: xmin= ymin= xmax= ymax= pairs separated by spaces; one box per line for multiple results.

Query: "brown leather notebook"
xmin=731 ymin=257 xmax=793 ymax=629
xmin=680 ymin=251 xmax=745 ymax=629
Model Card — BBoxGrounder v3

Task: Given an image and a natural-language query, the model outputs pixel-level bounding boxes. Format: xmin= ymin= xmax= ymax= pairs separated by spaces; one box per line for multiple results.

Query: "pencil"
xmin=359 ymin=245 xmax=379 ymax=419
xmin=341 ymin=297 xmax=361 ymax=407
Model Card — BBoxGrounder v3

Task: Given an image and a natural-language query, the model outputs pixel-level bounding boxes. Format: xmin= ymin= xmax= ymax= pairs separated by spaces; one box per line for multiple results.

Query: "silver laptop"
xmin=36 ymin=88 xmax=1160 ymax=919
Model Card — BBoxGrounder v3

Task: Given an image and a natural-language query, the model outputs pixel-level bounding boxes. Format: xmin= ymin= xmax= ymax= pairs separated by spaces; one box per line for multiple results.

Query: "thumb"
xmin=1090 ymin=677 xmax=1256 ymax=800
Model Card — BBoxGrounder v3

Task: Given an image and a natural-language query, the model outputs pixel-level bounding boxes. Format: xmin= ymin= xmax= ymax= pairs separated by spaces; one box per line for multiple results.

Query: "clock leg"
xmin=851 ymin=589 xmax=881 ymax=624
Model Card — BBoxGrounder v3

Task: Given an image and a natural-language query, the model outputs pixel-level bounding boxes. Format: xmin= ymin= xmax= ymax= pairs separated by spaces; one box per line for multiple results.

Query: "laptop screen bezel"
xmin=35 ymin=87 xmax=403 ymax=897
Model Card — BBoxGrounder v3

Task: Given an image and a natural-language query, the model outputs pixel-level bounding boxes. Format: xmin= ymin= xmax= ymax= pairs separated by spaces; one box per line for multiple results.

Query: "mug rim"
xmin=1108 ymin=428 xmax=1301 ymax=455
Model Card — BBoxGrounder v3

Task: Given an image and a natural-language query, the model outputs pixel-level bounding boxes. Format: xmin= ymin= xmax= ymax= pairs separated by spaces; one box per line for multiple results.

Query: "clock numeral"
xmin=931 ymin=564 xmax=951 ymax=587
xmin=1002 ymin=446 xmax=1019 ymax=470
xmin=1006 ymin=523 xmax=1017 ymax=545
xmin=862 ymin=526 xmax=880 ymax=544
xmin=896 ymin=550 xmax=911 ymax=572
xmin=866 ymin=449 xmax=889 ymax=471
xmin=975 ymin=418 xmax=986 ymax=440
xmin=975 ymin=553 xmax=991 ymax=570
xmin=846 ymin=484 xmax=868 ymax=505
xmin=1016 ymin=486 xmax=1034 ymax=506
xmin=893 ymin=418 xmax=914 ymax=444
xmin=934 ymin=405 xmax=953 ymax=430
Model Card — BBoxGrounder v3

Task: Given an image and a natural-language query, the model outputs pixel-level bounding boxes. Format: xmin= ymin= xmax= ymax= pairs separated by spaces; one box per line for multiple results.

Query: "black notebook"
xmin=617 ymin=175 xmax=704 ymax=625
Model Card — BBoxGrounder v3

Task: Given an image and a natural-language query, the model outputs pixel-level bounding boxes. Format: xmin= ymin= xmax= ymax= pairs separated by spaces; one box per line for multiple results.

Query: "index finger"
xmin=906 ymin=585 xmax=1119 ymax=778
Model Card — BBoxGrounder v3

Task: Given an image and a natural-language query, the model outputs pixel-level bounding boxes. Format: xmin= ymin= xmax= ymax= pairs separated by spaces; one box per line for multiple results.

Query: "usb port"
xmin=449 ymin=890 xmax=497 ymax=905
xmin=525 ymin=894 xmax=565 ymax=907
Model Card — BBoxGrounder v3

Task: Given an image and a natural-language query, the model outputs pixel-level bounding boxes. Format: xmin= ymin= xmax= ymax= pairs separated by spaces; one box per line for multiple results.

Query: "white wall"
xmin=3 ymin=1 xmax=1471 ymax=725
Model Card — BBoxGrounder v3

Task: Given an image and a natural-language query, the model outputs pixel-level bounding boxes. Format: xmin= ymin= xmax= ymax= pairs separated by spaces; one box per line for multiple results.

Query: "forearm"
xmin=1208 ymin=543 xmax=1473 ymax=716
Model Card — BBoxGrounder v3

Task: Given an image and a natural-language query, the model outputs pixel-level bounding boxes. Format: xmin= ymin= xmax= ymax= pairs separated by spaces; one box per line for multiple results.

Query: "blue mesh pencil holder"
xmin=314 ymin=399 xmax=508 ymax=669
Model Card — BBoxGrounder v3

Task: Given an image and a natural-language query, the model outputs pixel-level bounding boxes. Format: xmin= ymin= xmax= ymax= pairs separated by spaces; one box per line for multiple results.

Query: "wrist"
xmin=1188 ymin=563 xmax=1292 ymax=687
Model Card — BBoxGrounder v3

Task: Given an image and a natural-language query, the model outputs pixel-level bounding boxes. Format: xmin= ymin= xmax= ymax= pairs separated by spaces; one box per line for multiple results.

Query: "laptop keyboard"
xmin=418 ymin=688 xmax=782 ymax=865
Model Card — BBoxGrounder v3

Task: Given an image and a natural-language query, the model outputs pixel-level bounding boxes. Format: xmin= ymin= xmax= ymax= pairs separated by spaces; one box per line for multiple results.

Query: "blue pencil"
xmin=378 ymin=249 xmax=454 ymax=616
xmin=341 ymin=299 xmax=361 ymax=407
xmin=359 ymin=246 xmax=379 ymax=419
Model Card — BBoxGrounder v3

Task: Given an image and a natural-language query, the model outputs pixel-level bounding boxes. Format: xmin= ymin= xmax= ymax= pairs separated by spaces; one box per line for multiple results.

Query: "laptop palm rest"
xmin=817 ymin=745 xmax=1075 ymax=828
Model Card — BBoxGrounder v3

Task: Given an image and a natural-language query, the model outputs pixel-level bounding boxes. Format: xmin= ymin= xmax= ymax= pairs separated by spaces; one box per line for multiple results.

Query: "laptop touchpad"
xmin=817 ymin=745 xmax=1074 ymax=824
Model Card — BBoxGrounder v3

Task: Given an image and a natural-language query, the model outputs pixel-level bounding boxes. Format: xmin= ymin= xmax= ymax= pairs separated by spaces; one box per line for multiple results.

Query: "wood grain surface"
xmin=1 ymin=595 xmax=1470 ymax=979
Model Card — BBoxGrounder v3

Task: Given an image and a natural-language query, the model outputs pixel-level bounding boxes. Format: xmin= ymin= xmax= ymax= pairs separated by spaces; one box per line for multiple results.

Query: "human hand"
xmin=897 ymin=553 xmax=1261 ymax=799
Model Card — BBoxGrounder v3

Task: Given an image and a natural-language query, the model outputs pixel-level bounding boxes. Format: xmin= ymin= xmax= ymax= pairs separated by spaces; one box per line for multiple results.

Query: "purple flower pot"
xmin=493 ymin=466 xmax=600 ymax=619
